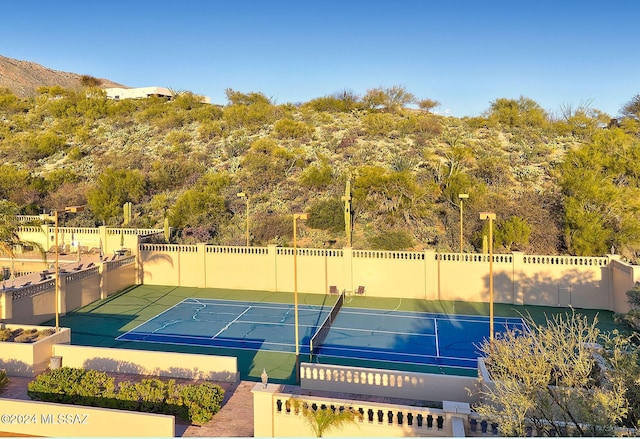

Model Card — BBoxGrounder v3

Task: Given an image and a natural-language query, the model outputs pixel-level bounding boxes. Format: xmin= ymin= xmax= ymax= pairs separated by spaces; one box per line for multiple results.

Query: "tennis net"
xmin=309 ymin=290 xmax=345 ymax=356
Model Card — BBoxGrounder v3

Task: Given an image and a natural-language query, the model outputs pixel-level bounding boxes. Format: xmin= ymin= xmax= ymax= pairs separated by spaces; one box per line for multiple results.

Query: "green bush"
xmin=273 ymin=118 xmax=314 ymax=139
xmin=0 ymin=328 xmax=10 ymax=342
xmin=307 ymin=199 xmax=344 ymax=233
xmin=179 ymin=382 xmax=225 ymax=425
xmin=27 ymin=368 xmax=223 ymax=424
xmin=0 ymin=370 xmax=8 ymax=393
xmin=367 ymin=230 xmax=414 ymax=250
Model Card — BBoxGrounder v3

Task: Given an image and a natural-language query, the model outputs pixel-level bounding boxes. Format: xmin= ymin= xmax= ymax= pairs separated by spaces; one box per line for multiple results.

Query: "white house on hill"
xmin=105 ymin=86 xmax=211 ymax=104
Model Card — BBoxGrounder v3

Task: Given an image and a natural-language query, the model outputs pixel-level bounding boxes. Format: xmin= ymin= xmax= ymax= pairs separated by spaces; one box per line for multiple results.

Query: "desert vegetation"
xmin=0 ymin=85 xmax=639 ymax=258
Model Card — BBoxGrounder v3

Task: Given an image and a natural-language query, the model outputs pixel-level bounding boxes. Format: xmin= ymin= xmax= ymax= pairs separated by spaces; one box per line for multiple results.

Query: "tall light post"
xmin=458 ymin=193 xmax=469 ymax=253
xmin=293 ymin=212 xmax=308 ymax=383
xmin=237 ymin=192 xmax=249 ymax=247
xmin=479 ymin=212 xmax=496 ymax=348
xmin=41 ymin=205 xmax=85 ymax=332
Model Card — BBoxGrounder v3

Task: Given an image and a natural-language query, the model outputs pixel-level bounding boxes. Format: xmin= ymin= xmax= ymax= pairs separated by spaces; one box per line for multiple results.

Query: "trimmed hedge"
xmin=0 ymin=370 xmax=8 ymax=392
xmin=28 ymin=367 xmax=224 ymax=425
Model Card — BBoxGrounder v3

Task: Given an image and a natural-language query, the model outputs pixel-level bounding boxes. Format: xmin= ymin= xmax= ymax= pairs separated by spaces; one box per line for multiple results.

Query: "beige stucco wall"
xmin=0 ymin=398 xmax=174 ymax=437
xmin=15 ymin=226 xmax=640 ymax=314
xmin=52 ymin=344 xmax=239 ymax=382
xmin=253 ymin=383 xmax=469 ymax=437
xmin=2 ymin=257 xmax=136 ymax=324
xmin=0 ymin=325 xmax=70 ymax=377
xmin=139 ymin=243 xmax=629 ymax=312
xmin=300 ymin=363 xmax=479 ymax=404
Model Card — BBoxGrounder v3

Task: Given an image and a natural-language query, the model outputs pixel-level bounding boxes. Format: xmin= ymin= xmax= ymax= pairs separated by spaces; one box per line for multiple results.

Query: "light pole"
xmin=458 ymin=193 xmax=469 ymax=253
xmin=41 ymin=205 xmax=85 ymax=332
xmin=237 ymin=192 xmax=249 ymax=247
xmin=479 ymin=212 xmax=496 ymax=348
xmin=293 ymin=212 xmax=308 ymax=383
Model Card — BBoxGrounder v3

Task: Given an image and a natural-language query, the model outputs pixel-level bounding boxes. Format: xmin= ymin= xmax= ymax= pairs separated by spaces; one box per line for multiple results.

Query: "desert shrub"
xmin=80 ymin=75 xmax=102 ymax=87
xmin=0 ymin=370 xmax=8 ymax=393
xmin=67 ymin=145 xmax=84 ymax=160
xmin=367 ymin=230 xmax=414 ymax=250
xmin=362 ymin=112 xmax=398 ymax=137
xmin=0 ymin=328 xmax=10 ymax=342
xmin=299 ymin=163 xmax=333 ymax=188
xmin=253 ymin=214 xmax=292 ymax=245
xmin=198 ymin=120 xmax=226 ymax=141
xmin=273 ymin=118 xmax=314 ymax=139
xmin=23 ymin=131 xmax=66 ymax=160
xmin=307 ymin=199 xmax=344 ymax=233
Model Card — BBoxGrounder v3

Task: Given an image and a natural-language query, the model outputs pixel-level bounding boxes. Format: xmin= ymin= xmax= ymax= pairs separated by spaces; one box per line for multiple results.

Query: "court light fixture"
xmin=479 ymin=212 xmax=496 ymax=349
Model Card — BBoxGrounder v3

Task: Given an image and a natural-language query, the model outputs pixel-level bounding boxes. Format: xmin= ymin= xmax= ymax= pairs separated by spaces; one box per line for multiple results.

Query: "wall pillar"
xmin=511 ymin=251 xmax=525 ymax=305
xmin=59 ymin=274 xmax=68 ymax=316
xmin=342 ymin=247 xmax=353 ymax=292
xmin=267 ymin=245 xmax=278 ymax=292
xmin=196 ymin=243 xmax=207 ymax=288
xmin=99 ymin=263 xmax=106 ymax=299
xmin=0 ymin=289 xmax=11 ymax=320
xmin=252 ymin=383 xmax=281 ymax=437
xmin=424 ymin=249 xmax=437 ymax=300
xmin=443 ymin=401 xmax=471 ymax=437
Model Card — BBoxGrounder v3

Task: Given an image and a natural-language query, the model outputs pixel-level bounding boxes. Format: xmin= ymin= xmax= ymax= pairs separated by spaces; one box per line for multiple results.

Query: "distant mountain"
xmin=0 ymin=55 xmax=125 ymax=97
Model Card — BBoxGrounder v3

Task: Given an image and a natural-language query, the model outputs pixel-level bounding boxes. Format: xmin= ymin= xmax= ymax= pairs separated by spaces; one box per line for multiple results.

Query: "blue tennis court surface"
xmin=117 ymin=298 xmax=526 ymax=370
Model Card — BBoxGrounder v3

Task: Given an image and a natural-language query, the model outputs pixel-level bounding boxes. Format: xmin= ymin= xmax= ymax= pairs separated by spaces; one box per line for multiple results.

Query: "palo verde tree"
xmin=558 ymin=128 xmax=640 ymax=257
xmin=474 ymin=312 xmax=634 ymax=437
xmin=87 ymin=168 xmax=147 ymax=225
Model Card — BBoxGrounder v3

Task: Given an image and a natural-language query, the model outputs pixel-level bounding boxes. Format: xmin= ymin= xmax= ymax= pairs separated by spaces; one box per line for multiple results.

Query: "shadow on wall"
xmin=139 ymin=252 xmax=174 ymax=283
xmin=0 ymin=358 xmax=33 ymax=377
xmin=82 ymin=357 xmax=238 ymax=382
xmin=490 ymin=267 xmax=604 ymax=309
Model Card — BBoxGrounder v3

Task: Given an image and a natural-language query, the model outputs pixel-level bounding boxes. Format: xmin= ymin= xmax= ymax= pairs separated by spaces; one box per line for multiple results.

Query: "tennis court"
xmin=116 ymin=295 xmax=526 ymax=370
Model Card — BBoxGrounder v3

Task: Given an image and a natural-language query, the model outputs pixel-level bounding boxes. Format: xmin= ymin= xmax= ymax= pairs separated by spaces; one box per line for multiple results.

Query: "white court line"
xmin=317 ymin=344 xmax=477 ymax=365
xmin=212 ymin=305 xmax=252 ymax=339
xmin=327 ymin=325 xmax=436 ymax=338
xmin=434 ymin=317 xmax=440 ymax=357
xmin=116 ymin=298 xmax=194 ymax=339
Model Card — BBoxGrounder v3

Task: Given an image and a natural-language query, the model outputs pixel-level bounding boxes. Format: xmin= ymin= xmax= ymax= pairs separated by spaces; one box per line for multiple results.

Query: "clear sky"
xmin=2 ymin=0 xmax=638 ymax=117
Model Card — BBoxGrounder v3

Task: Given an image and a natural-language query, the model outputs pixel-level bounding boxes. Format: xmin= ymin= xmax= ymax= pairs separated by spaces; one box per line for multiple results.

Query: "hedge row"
xmin=27 ymin=367 xmax=224 ymax=425
xmin=0 ymin=370 xmax=8 ymax=392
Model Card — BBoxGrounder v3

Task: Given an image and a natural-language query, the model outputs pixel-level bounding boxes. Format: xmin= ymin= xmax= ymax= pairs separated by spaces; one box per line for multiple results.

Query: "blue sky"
xmin=1 ymin=1 xmax=638 ymax=117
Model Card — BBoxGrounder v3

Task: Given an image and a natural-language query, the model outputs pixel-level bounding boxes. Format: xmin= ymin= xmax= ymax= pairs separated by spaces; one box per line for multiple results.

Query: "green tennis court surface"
xmin=48 ymin=285 xmax=618 ymax=384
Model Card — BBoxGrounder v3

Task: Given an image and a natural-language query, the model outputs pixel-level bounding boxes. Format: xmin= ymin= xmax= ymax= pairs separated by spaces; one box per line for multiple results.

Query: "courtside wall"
xmin=139 ymin=244 xmax=633 ymax=312
xmin=52 ymin=344 xmax=239 ymax=382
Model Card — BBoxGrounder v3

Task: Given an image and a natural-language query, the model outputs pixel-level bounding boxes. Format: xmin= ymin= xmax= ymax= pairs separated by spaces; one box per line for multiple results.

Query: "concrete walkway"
xmin=1 ymin=375 xmax=255 ymax=437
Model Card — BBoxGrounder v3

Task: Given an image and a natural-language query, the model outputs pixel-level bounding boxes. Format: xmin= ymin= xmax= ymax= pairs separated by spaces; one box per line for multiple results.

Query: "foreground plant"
xmin=474 ymin=312 xmax=637 ymax=437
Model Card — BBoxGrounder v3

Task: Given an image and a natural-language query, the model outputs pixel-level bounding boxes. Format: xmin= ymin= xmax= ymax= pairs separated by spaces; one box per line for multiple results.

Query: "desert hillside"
xmin=0 ymin=56 xmax=639 ymax=260
xmin=0 ymin=55 xmax=123 ymax=97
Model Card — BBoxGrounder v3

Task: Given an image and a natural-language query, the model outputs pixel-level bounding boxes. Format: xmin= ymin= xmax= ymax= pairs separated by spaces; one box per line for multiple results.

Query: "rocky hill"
xmin=0 ymin=56 xmax=639 ymax=260
xmin=0 ymin=55 xmax=124 ymax=97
